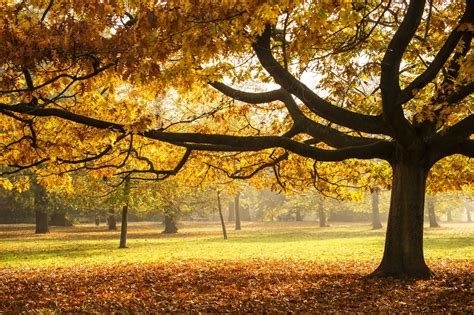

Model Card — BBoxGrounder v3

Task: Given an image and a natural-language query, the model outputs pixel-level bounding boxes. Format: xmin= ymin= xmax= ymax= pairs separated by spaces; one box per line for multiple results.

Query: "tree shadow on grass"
xmin=424 ymin=237 xmax=474 ymax=250
xmin=213 ymin=229 xmax=387 ymax=243
xmin=0 ymin=223 xmax=225 ymax=241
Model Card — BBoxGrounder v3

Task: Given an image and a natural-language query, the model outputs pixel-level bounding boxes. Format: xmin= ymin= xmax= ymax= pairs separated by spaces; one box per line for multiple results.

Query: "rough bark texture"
xmin=217 ymin=191 xmax=228 ymax=240
xmin=235 ymin=192 xmax=241 ymax=230
xmin=427 ymin=196 xmax=440 ymax=228
xmin=371 ymin=190 xmax=383 ymax=229
xmin=318 ymin=199 xmax=328 ymax=228
xmin=107 ymin=210 xmax=117 ymax=230
xmin=228 ymin=201 xmax=235 ymax=222
xmin=119 ymin=178 xmax=131 ymax=248
xmin=370 ymin=152 xmax=432 ymax=279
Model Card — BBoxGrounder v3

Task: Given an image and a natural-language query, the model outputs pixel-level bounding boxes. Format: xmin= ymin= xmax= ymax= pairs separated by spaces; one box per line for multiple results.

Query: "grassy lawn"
xmin=1 ymin=221 xmax=472 ymax=268
xmin=1 ymin=221 xmax=473 ymax=312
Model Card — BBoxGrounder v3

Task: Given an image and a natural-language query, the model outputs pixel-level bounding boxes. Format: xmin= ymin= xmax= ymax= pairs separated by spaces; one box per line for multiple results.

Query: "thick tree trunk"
xmin=427 ymin=196 xmax=440 ymax=228
xmin=235 ymin=192 xmax=241 ymax=230
xmin=119 ymin=177 xmax=131 ymax=249
xmin=446 ymin=208 xmax=453 ymax=222
xmin=162 ymin=207 xmax=178 ymax=234
xmin=163 ymin=215 xmax=178 ymax=233
xmin=371 ymin=189 xmax=383 ymax=229
xmin=370 ymin=156 xmax=432 ymax=279
xmin=318 ymin=199 xmax=327 ymax=227
xmin=107 ymin=210 xmax=117 ymax=230
xmin=35 ymin=210 xmax=49 ymax=234
xmin=228 ymin=201 xmax=235 ymax=222
xmin=217 ymin=191 xmax=227 ymax=240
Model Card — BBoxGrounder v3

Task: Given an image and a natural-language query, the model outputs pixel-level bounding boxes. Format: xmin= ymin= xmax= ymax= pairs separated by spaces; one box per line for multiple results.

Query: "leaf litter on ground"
xmin=0 ymin=259 xmax=472 ymax=313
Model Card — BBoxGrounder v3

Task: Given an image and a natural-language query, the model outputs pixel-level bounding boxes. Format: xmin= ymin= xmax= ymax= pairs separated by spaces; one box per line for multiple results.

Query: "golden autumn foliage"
xmin=0 ymin=0 xmax=472 ymax=279
xmin=0 ymin=0 xmax=471 ymax=193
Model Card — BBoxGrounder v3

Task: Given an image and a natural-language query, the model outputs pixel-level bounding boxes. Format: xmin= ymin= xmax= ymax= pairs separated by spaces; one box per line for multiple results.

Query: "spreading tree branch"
xmin=399 ymin=0 xmax=473 ymax=105
xmin=380 ymin=0 xmax=425 ymax=147
xmin=252 ymin=26 xmax=386 ymax=135
xmin=211 ymin=81 xmax=384 ymax=148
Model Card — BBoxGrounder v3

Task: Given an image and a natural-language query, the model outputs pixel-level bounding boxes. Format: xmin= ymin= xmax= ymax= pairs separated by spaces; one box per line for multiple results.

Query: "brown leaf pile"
xmin=1 ymin=260 xmax=472 ymax=313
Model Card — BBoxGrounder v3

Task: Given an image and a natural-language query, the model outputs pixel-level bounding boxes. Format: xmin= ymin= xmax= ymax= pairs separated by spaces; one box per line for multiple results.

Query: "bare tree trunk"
xmin=427 ymin=196 xmax=440 ymax=228
xmin=107 ymin=210 xmax=117 ymax=230
xmin=228 ymin=201 xmax=235 ymax=222
xmin=119 ymin=177 xmax=131 ymax=248
xmin=235 ymin=192 xmax=241 ymax=230
xmin=35 ymin=210 xmax=49 ymax=234
xmin=163 ymin=215 xmax=178 ymax=233
xmin=162 ymin=206 xmax=178 ymax=234
xmin=371 ymin=189 xmax=383 ymax=229
xmin=370 ymin=154 xmax=431 ymax=279
xmin=217 ymin=191 xmax=227 ymax=240
xmin=33 ymin=179 xmax=49 ymax=234
xmin=318 ymin=199 xmax=327 ymax=227
xmin=466 ymin=206 xmax=472 ymax=223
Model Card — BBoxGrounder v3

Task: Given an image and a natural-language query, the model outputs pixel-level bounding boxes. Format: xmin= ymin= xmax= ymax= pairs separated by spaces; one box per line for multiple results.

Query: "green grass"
xmin=0 ymin=221 xmax=472 ymax=268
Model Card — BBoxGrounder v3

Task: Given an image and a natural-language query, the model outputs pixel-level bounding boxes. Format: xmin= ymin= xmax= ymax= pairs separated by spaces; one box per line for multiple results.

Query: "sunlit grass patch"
xmin=0 ymin=221 xmax=472 ymax=268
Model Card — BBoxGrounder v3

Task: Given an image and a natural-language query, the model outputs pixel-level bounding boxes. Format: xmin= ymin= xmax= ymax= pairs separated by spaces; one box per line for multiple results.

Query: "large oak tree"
xmin=0 ymin=1 xmax=473 ymax=278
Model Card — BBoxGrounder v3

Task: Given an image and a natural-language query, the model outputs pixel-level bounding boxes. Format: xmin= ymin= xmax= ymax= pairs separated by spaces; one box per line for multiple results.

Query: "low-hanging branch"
xmin=205 ymin=150 xmax=289 ymax=180
xmin=116 ymin=148 xmax=192 ymax=181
